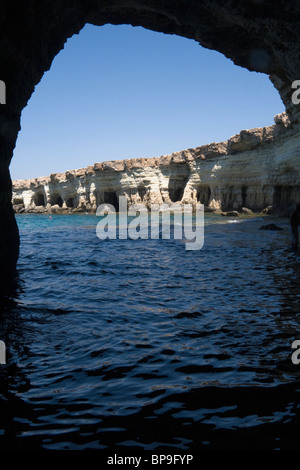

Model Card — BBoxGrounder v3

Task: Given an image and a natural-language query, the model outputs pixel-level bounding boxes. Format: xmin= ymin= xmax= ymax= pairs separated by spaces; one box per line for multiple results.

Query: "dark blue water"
xmin=1 ymin=213 xmax=300 ymax=451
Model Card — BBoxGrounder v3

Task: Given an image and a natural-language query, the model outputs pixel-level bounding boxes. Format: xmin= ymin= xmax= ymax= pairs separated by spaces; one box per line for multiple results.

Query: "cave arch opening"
xmin=33 ymin=192 xmax=46 ymax=207
xmin=13 ymin=197 xmax=24 ymax=206
xmin=0 ymin=1 xmax=295 ymax=282
xmin=103 ymin=192 xmax=119 ymax=211
xmin=168 ymin=162 xmax=190 ymax=203
xmin=50 ymin=194 xmax=63 ymax=207
xmin=197 ymin=186 xmax=211 ymax=207
xmin=10 ymin=24 xmax=284 ymax=184
xmin=66 ymin=197 xmax=75 ymax=208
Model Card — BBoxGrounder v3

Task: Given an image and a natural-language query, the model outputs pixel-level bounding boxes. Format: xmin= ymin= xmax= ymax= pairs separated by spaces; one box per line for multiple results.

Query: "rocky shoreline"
xmin=12 ymin=204 xmax=273 ymax=218
xmin=12 ymin=112 xmax=297 ymax=218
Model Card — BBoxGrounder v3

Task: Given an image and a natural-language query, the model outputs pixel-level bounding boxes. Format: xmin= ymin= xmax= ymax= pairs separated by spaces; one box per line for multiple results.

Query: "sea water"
xmin=1 ymin=212 xmax=300 ymax=450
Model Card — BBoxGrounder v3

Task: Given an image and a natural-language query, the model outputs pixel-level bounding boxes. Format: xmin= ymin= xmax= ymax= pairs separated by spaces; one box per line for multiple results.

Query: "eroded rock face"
xmin=12 ymin=112 xmax=297 ymax=215
xmin=1 ymin=0 xmax=300 ymax=278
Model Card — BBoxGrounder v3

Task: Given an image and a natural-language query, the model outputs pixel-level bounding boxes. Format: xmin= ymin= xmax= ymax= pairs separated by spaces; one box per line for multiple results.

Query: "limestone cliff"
xmin=12 ymin=112 xmax=297 ymax=216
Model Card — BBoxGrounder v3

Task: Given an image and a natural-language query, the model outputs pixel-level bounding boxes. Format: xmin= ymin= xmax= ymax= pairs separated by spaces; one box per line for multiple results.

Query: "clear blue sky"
xmin=10 ymin=23 xmax=284 ymax=181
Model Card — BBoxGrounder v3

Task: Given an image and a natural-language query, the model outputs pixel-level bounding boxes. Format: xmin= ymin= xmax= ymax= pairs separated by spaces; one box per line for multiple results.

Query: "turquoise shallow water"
xmin=1 ymin=212 xmax=300 ymax=451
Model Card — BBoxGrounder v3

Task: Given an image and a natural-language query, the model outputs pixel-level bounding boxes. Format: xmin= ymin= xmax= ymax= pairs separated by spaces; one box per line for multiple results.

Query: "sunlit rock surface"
xmin=12 ymin=112 xmax=298 ymax=216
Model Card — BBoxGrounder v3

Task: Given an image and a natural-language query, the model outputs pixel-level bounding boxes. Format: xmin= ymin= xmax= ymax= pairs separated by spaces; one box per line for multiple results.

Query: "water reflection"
xmin=1 ymin=215 xmax=300 ymax=450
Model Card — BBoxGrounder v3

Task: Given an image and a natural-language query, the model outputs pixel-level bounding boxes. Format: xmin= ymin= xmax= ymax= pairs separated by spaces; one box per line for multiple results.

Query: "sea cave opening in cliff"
xmin=12 ymin=197 xmax=24 ymax=206
xmin=50 ymin=194 xmax=63 ymax=208
xmin=197 ymin=186 xmax=211 ymax=206
xmin=103 ymin=192 xmax=119 ymax=211
xmin=33 ymin=192 xmax=46 ymax=207
xmin=66 ymin=197 xmax=75 ymax=209
xmin=168 ymin=162 xmax=190 ymax=203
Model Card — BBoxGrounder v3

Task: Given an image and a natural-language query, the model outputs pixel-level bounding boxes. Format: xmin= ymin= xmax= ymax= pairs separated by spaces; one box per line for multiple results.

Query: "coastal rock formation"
xmin=12 ymin=112 xmax=298 ymax=216
xmin=1 ymin=0 xmax=300 ymax=278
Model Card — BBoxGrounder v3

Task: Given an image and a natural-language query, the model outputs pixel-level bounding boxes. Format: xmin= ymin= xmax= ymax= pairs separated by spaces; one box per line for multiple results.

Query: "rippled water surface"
xmin=1 ymin=213 xmax=300 ymax=451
